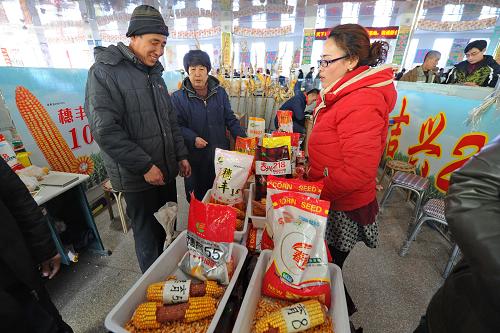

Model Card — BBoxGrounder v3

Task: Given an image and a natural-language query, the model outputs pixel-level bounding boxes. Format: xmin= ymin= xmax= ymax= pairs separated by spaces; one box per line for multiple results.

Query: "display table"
xmin=34 ymin=171 xmax=109 ymax=265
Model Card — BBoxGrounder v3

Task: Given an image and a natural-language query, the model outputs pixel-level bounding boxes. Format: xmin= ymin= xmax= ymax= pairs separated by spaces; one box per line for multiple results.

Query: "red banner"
xmin=313 ymin=26 xmax=399 ymax=40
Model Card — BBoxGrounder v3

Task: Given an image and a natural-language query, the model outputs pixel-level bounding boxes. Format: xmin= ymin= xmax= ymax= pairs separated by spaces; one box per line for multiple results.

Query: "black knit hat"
xmin=464 ymin=40 xmax=487 ymax=53
xmin=183 ymin=50 xmax=212 ymax=72
xmin=126 ymin=5 xmax=169 ymax=37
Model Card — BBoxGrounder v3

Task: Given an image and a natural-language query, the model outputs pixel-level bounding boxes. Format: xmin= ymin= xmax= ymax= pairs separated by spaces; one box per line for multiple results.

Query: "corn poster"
xmin=0 ymin=67 xmax=182 ymax=188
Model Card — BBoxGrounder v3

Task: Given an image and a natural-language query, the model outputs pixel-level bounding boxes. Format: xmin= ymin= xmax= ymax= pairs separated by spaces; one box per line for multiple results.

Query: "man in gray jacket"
xmin=85 ymin=5 xmax=191 ymax=272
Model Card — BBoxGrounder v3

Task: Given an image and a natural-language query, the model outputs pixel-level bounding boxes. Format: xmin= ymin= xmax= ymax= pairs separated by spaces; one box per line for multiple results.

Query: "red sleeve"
xmin=324 ymin=91 xmax=386 ymax=199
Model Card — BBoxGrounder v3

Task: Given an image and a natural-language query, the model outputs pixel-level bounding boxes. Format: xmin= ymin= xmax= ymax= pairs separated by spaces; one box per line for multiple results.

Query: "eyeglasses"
xmin=318 ymin=55 xmax=348 ymax=68
xmin=465 ymin=51 xmax=481 ymax=58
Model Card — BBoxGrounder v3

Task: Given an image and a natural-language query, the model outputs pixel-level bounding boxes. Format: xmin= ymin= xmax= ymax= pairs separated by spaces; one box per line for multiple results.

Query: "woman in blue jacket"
xmin=171 ymin=50 xmax=246 ymax=201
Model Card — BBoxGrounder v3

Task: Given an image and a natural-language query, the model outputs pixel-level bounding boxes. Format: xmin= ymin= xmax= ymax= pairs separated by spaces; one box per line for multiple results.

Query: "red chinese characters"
xmin=387 ymin=97 xmax=410 ymax=159
xmin=435 ymin=133 xmax=488 ymax=193
xmin=407 ymin=112 xmax=446 ymax=177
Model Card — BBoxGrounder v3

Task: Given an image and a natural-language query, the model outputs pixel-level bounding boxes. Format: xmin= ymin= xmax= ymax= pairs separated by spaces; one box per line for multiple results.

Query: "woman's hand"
xmin=195 ymin=137 xmax=208 ymax=149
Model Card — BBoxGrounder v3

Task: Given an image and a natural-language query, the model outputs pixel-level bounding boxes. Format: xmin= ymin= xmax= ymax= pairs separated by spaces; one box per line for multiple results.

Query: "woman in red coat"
xmin=307 ymin=24 xmax=397 ymax=316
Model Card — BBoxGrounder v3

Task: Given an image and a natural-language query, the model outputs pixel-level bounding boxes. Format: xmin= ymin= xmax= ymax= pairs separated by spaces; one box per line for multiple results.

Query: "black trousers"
xmin=1 ymin=285 xmax=73 ymax=333
xmin=123 ymin=182 xmax=177 ymax=273
xmin=184 ymin=156 xmax=216 ymax=202
xmin=328 ymin=245 xmax=357 ymax=316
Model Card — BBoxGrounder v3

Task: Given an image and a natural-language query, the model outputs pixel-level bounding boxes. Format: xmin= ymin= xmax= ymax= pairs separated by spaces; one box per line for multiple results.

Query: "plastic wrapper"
xmin=211 ymin=148 xmax=253 ymax=205
xmin=246 ymin=223 xmax=264 ymax=254
xmin=19 ymin=174 xmax=40 ymax=192
xmin=265 ymin=176 xmax=324 ymax=238
xmin=179 ymin=195 xmax=237 ymax=285
xmin=255 ymin=136 xmax=292 ymax=201
xmin=276 ymin=110 xmax=294 ymax=133
xmin=16 ymin=165 xmax=49 ymax=180
xmin=0 ymin=137 xmax=23 ymax=171
xmin=248 ymin=117 xmax=265 ymax=144
xmin=262 ymin=191 xmax=331 ymax=308
xmin=154 ymin=202 xmax=178 ymax=250
xmin=272 ymin=132 xmax=302 ymax=176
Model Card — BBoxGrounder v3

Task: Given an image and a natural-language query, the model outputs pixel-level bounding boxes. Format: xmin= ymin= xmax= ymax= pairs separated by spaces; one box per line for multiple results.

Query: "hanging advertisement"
xmin=447 ymin=39 xmax=469 ymax=67
xmin=265 ymin=51 xmax=278 ymax=66
xmin=0 ymin=67 xmax=182 ymax=189
xmin=221 ymin=32 xmax=232 ymax=68
xmin=392 ymin=25 xmax=410 ymax=65
xmin=301 ymin=29 xmax=315 ymax=65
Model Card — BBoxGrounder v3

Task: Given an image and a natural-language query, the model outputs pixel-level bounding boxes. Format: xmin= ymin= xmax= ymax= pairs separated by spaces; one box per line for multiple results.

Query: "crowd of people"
xmin=2 ymin=4 xmax=499 ymax=333
xmin=395 ymin=39 xmax=500 ymax=87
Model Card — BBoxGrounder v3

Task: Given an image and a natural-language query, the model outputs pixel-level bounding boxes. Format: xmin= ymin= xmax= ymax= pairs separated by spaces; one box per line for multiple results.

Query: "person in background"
xmin=305 ymin=66 xmax=315 ymax=80
xmin=413 ymin=135 xmax=500 ymax=333
xmin=304 ymin=66 xmax=315 ymax=91
xmin=295 ymin=69 xmax=304 ymax=92
xmin=400 ymin=50 xmax=441 ymax=83
xmin=0 ymin=159 xmax=73 ymax=333
xmin=274 ymin=88 xmax=319 ymax=133
xmin=171 ymin=50 xmax=246 ymax=201
xmin=85 ymin=5 xmax=191 ymax=273
xmin=297 ymin=68 xmax=304 ymax=79
xmin=307 ymin=24 xmax=397 ymax=320
xmin=445 ymin=40 xmax=500 ymax=87
xmin=395 ymin=68 xmax=406 ymax=80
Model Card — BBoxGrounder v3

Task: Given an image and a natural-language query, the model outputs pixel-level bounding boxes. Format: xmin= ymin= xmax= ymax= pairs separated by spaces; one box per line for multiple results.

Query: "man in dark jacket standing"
xmin=274 ymin=88 xmax=319 ymax=133
xmin=414 ymin=135 xmax=500 ymax=333
xmin=85 ymin=5 xmax=191 ymax=272
xmin=0 ymin=159 xmax=73 ymax=333
xmin=445 ymin=40 xmax=500 ymax=87
xmin=171 ymin=50 xmax=246 ymax=201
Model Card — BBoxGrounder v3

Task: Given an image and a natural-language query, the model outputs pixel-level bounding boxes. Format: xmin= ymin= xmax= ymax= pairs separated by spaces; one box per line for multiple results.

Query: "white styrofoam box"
xmin=232 ymin=250 xmax=350 ymax=333
xmin=105 ymin=230 xmax=249 ymax=333
xmin=202 ymin=189 xmax=249 ymax=243
xmin=247 ymin=183 xmax=267 ymax=229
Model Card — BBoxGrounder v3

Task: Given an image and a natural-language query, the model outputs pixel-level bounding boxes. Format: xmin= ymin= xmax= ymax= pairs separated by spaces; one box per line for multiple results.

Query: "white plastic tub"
xmin=232 ymin=250 xmax=350 ymax=333
xmin=202 ymin=189 xmax=249 ymax=243
xmin=105 ymin=230 xmax=249 ymax=333
xmin=247 ymin=183 xmax=267 ymax=229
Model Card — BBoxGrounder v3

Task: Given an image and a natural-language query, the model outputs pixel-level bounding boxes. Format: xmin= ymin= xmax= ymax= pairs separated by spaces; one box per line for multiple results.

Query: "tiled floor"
xmin=46 ymin=177 xmax=452 ymax=333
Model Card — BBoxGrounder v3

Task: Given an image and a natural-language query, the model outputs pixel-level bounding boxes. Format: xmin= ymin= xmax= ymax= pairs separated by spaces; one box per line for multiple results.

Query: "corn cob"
xmin=255 ymin=300 xmax=326 ymax=333
xmin=15 ymin=86 xmax=94 ymax=175
xmin=132 ymin=297 xmax=217 ymax=329
xmin=183 ymin=296 xmax=217 ymax=322
xmin=132 ymin=302 xmax=161 ymax=329
xmin=146 ymin=280 xmax=224 ymax=303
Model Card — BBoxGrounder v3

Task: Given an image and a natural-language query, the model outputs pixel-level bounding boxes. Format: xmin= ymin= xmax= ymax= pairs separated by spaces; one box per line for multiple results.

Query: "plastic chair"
xmin=102 ymin=180 xmax=128 ymax=234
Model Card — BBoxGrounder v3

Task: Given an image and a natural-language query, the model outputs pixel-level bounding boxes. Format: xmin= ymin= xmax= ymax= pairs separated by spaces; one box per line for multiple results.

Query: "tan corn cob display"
xmin=132 ymin=297 xmax=217 ymax=329
xmin=146 ymin=280 xmax=224 ymax=303
xmin=255 ymin=300 xmax=326 ymax=333
xmin=15 ymin=86 xmax=93 ymax=175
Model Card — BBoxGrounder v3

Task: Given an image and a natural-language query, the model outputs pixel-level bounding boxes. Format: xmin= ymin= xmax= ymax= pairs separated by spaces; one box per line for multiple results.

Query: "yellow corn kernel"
xmin=184 ymin=296 xmax=217 ymax=322
xmin=132 ymin=302 xmax=160 ymax=329
xmin=255 ymin=300 xmax=325 ymax=333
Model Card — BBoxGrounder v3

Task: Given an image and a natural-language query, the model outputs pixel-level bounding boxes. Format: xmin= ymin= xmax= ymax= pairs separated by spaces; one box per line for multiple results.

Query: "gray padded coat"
xmin=85 ymin=43 xmax=188 ymax=192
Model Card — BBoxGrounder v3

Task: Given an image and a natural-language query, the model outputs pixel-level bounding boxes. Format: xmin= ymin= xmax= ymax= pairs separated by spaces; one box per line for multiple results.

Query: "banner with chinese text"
xmin=392 ymin=25 xmax=410 ymax=65
xmin=301 ymin=29 xmax=315 ymax=65
xmin=221 ymin=32 xmax=232 ymax=68
xmin=0 ymin=67 xmax=182 ymax=188
xmin=386 ymin=83 xmax=499 ymax=196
